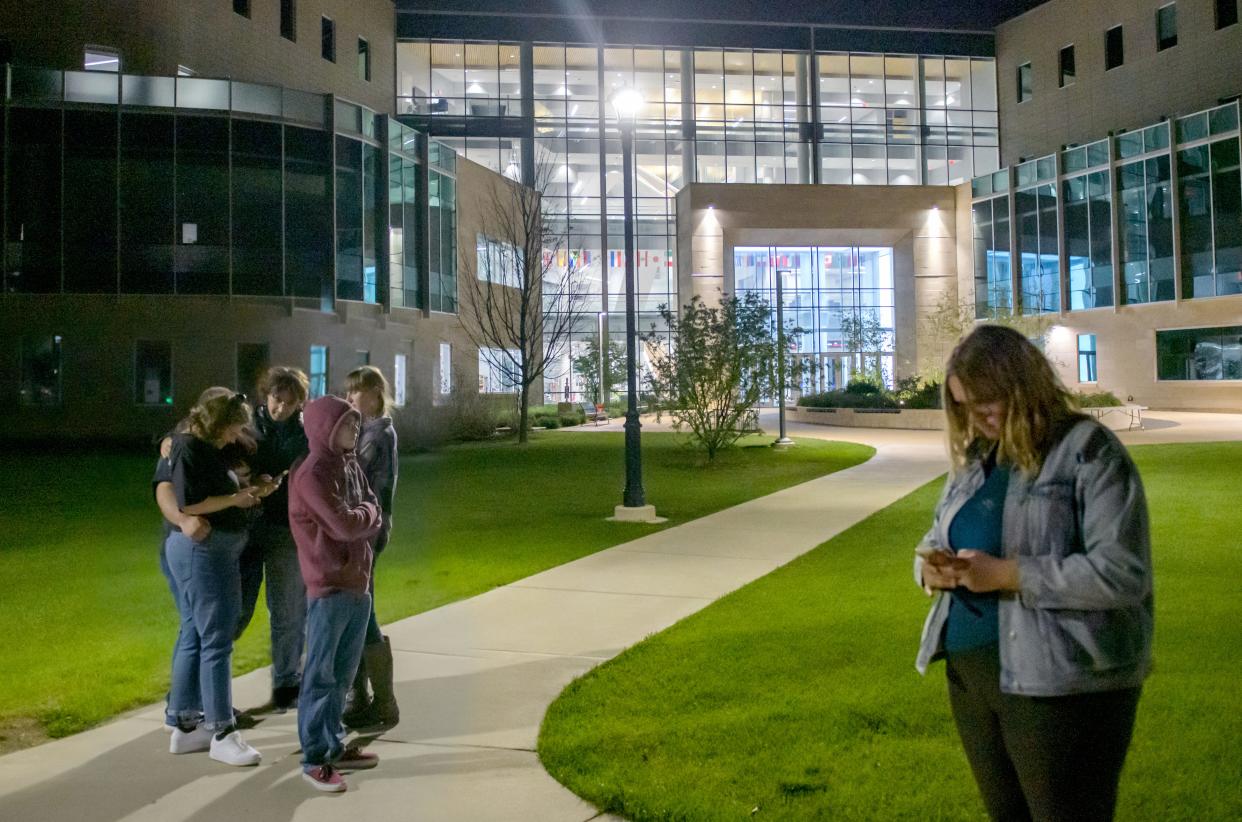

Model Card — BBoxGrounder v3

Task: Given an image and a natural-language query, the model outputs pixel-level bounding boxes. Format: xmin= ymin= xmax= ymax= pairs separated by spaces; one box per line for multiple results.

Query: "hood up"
xmin=303 ymin=395 xmax=360 ymax=455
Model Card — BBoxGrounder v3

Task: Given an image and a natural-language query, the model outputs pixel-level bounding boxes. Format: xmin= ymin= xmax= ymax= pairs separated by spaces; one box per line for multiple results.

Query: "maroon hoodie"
xmin=288 ymin=395 xmax=382 ymax=599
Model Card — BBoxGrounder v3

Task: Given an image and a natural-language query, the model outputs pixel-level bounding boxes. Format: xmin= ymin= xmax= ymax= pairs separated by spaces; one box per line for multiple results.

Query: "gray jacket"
xmin=357 ymin=416 xmax=399 ymax=527
xmin=914 ymin=417 xmax=1153 ymax=696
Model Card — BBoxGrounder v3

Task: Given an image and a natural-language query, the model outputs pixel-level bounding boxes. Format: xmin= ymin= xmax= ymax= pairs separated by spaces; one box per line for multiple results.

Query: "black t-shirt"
xmin=169 ymin=433 xmax=249 ymax=533
xmin=152 ymin=455 xmax=175 ymax=537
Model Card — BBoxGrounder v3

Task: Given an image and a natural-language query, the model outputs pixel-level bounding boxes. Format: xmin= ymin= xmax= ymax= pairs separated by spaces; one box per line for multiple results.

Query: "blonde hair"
xmin=944 ymin=325 xmax=1080 ymax=475
xmin=186 ymin=387 xmax=253 ymax=444
xmin=258 ymin=366 xmax=310 ymax=403
xmin=345 ymin=365 xmax=393 ymax=417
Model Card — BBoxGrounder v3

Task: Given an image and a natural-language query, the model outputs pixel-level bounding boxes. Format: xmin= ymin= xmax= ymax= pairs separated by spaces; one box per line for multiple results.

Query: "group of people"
xmin=152 ymin=364 xmax=401 ymax=792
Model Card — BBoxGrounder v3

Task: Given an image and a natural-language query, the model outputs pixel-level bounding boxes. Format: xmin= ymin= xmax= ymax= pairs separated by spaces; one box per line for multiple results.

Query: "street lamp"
xmin=608 ymin=87 xmax=663 ymax=523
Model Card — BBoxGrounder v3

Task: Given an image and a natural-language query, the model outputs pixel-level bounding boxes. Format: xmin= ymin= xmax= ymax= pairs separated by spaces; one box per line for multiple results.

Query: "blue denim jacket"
xmin=915 ymin=417 xmax=1153 ymax=696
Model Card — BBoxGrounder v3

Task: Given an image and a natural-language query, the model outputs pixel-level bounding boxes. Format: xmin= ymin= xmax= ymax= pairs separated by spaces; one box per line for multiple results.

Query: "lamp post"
xmin=608 ymin=88 xmax=663 ymax=523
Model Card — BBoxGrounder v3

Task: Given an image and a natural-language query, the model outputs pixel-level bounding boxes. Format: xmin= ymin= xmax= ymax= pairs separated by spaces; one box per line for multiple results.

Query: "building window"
xmin=1105 ymin=26 xmax=1125 ymax=70
xmin=135 ymin=341 xmax=173 ymax=405
xmin=233 ymin=0 xmax=250 ymax=18
xmin=1077 ymin=335 xmax=1098 ymax=383
xmin=321 ymin=17 xmax=336 ymax=63
xmin=393 ymin=353 xmax=408 ymax=406
xmin=476 ymin=234 xmax=521 ymax=287
xmin=439 ymin=343 xmax=452 ymax=394
xmin=479 ymin=348 xmax=520 ymax=394
xmin=310 ymin=345 xmax=329 ymax=398
xmin=1157 ymin=326 xmax=1242 ymax=380
xmin=1157 ymin=4 xmax=1178 ymax=51
xmin=176 ymin=65 xmax=195 ymax=77
xmin=236 ymin=343 xmax=270 ymax=395
xmin=1217 ymin=0 xmax=1238 ymax=29
xmin=1059 ymin=46 xmax=1075 ymax=88
xmin=358 ymin=38 xmax=371 ymax=82
xmin=281 ymin=0 xmax=297 ymax=41
xmin=1017 ymin=62 xmax=1032 ymax=103
xmin=20 ymin=335 xmax=63 ymax=406
xmin=83 ymin=47 xmax=119 ymax=72
xmin=356 ymin=350 xmax=371 ymax=367
xmin=1176 ymin=118 xmax=1242 ymax=299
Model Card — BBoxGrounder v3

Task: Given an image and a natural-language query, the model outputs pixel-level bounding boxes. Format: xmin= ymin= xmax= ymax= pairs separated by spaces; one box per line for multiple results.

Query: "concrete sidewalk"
xmin=0 ymin=434 xmax=950 ymax=821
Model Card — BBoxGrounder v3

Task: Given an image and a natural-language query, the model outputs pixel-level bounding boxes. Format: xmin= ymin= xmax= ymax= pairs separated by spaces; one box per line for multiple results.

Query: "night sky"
xmin=399 ymin=1 xmax=1049 ymax=31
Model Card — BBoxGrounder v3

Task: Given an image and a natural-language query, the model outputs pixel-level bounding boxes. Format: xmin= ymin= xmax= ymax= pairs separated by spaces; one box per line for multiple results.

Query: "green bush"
xmin=894 ymin=376 xmax=943 ymax=410
xmin=844 ymin=379 xmax=884 ymax=395
xmin=533 ymin=415 xmax=560 ymax=429
xmin=798 ymin=390 xmax=899 ymax=409
xmin=1076 ymin=390 xmax=1123 ymax=407
xmin=448 ymin=387 xmax=500 ymax=441
xmin=559 ymin=413 xmax=585 ymax=427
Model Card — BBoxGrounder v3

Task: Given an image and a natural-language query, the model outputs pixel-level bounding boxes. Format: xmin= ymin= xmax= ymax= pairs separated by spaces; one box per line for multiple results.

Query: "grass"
xmin=538 ymin=443 xmax=1242 ymax=821
xmin=0 ymin=432 xmax=872 ymax=747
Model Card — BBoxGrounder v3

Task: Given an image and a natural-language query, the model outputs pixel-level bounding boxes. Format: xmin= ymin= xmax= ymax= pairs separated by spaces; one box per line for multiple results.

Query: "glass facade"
xmin=733 ymin=245 xmax=895 ymax=391
xmin=399 ymin=40 xmax=997 ymax=401
xmin=971 ymin=103 xmax=1242 ymax=315
xmin=1157 ymin=326 xmax=1242 ymax=380
xmin=2 ymin=66 xmax=454 ymax=316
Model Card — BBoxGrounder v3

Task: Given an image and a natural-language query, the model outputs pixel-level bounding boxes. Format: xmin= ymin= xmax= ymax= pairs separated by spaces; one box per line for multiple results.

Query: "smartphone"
xmin=915 ymin=544 xmax=955 ymax=560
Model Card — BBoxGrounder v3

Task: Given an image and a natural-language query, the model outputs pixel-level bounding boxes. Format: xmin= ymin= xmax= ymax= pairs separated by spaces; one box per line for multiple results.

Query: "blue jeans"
xmin=298 ymin=590 xmax=371 ymax=767
xmin=166 ymin=529 xmax=247 ymax=731
xmin=249 ymin=521 xmax=307 ymax=689
xmin=160 ymin=537 xmax=201 ymax=728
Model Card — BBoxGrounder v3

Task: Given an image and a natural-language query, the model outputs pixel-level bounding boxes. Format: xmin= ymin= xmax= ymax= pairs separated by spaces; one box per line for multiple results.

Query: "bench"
xmin=1084 ymin=404 xmax=1147 ymax=431
xmin=580 ymin=401 xmax=608 ymax=425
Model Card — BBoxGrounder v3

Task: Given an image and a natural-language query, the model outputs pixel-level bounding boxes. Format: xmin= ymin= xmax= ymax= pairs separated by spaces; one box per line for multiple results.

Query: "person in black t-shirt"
xmin=164 ymin=389 xmax=279 ymax=767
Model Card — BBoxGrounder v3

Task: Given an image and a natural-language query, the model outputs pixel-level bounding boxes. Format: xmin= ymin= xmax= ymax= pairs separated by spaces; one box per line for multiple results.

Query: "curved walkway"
xmin=1 ymin=410 xmax=1235 ymax=820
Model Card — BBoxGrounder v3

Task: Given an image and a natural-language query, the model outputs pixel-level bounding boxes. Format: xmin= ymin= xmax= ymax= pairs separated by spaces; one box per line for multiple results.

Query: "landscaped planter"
xmin=789 ymin=405 xmax=945 ymax=430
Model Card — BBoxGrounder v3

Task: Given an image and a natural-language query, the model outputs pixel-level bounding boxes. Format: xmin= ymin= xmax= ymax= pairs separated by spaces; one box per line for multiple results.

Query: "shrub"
xmin=533 ymin=415 xmax=560 ymax=429
xmin=844 ymin=379 xmax=884 ymax=396
xmin=559 ymin=413 xmax=585 ymax=427
xmin=1076 ymin=390 xmax=1123 ymax=408
xmin=798 ymin=390 xmax=899 ymax=409
xmin=447 ymin=385 xmax=500 ymax=441
xmin=894 ymin=376 xmax=943 ymax=410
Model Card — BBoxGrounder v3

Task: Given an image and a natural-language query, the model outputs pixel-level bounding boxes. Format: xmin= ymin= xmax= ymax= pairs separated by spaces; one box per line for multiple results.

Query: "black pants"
xmin=946 ymin=644 xmax=1141 ymax=822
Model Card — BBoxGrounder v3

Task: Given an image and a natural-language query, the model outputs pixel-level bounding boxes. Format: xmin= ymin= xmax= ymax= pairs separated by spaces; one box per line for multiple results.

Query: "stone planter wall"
xmin=789 ymin=405 xmax=946 ymax=430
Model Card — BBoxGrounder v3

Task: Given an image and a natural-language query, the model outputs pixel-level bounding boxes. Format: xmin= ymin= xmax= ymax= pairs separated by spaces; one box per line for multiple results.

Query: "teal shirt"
xmin=944 ymin=457 xmax=1010 ymax=654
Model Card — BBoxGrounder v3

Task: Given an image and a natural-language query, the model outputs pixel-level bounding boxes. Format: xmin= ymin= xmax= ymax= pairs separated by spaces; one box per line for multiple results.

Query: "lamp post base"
xmin=772 ymin=437 xmax=796 ymax=448
xmin=609 ymin=504 xmax=667 ymax=524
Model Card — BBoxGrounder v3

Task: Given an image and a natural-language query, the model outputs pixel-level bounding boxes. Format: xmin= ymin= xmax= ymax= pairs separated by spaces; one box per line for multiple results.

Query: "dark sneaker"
xmin=336 ymin=744 xmax=379 ymax=771
xmin=272 ymin=685 xmax=300 ymax=713
xmin=302 ymin=764 xmax=347 ymax=793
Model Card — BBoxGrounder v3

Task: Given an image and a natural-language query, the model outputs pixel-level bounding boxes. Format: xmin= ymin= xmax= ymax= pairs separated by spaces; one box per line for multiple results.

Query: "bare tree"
xmin=459 ymin=158 xmax=585 ymax=443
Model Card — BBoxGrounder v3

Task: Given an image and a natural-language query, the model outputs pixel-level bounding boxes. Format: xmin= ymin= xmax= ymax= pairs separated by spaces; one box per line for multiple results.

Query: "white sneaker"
xmin=169 ymin=725 xmax=213 ymax=754
xmin=209 ymin=730 xmax=262 ymax=766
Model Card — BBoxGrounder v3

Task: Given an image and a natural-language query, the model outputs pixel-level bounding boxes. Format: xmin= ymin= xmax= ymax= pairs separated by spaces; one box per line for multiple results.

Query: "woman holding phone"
xmin=914 ymin=325 xmax=1153 ymax=822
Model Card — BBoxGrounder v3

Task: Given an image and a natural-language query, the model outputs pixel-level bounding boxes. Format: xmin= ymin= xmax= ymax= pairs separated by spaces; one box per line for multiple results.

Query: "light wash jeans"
xmin=159 ymin=537 xmax=201 ymax=728
xmin=298 ymin=590 xmax=371 ymax=767
xmin=165 ymin=529 xmax=247 ymax=731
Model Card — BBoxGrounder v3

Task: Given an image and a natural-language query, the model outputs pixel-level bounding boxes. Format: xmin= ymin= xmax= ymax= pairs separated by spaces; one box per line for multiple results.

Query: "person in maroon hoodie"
xmin=287 ymin=395 xmax=383 ymax=792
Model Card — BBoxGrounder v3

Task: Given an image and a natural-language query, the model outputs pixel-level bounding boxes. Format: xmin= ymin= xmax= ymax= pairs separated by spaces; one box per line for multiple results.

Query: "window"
xmin=358 ymin=38 xmax=371 ymax=82
xmin=233 ymin=0 xmax=250 ymax=18
xmin=310 ymin=345 xmax=329 ymax=399
xmin=438 ymin=343 xmax=452 ymax=394
xmin=1017 ymin=62 xmax=1032 ymax=103
xmin=1217 ymin=0 xmax=1238 ymax=29
xmin=176 ymin=65 xmax=195 ymax=77
xmin=20 ymin=335 xmax=63 ymax=406
xmin=281 ymin=0 xmax=297 ymax=41
xmin=321 ymin=17 xmax=336 ymax=63
xmin=479 ymin=348 xmax=520 ymax=393
xmin=1105 ymin=26 xmax=1125 ymax=70
xmin=1059 ymin=45 xmax=1075 ymax=88
xmin=1157 ymin=5 xmax=1178 ymax=51
xmin=393 ymin=354 xmax=408 ymax=406
xmin=476 ymin=234 xmax=521 ymax=287
xmin=83 ymin=47 xmax=119 ymax=72
xmin=1157 ymin=326 xmax=1242 ymax=380
xmin=356 ymin=350 xmax=371 ymax=366
xmin=236 ymin=343 xmax=270 ymax=394
xmin=1077 ymin=335 xmax=1098 ymax=383
xmin=135 ymin=341 xmax=173 ymax=405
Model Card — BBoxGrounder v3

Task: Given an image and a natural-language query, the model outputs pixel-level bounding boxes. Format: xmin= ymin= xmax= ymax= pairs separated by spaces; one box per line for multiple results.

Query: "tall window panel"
xmin=231 ymin=120 xmax=283 ymax=296
xmin=362 ymin=143 xmax=381 ymax=303
xmin=284 ymin=126 xmax=334 ymax=299
xmin=1064 ymin=170 xmax=1114 ymax=310
xmin=1176 ymin=107 xmax=1242 ymax=298
xmin=1016 ymin=171 xmax=1060 ymax=314
xmin=972 ymin=195 xmax=1013 ymax=317
xmin=63 ymin=110 xmax=118 ymax=293
xmin=1117 ymin=152 xmax=1175 ymax=304
xmin=134 ymin=340 xmax=173 ymax=405
xmin=428 ymin=167 xmax=457 ymax=313
xmin=20 ymin=335 xmax=63 ymax=406
xmin=335 ymin=136 xmax=364 ymax=301
xmin=309 ymin=345 xmax=329 ymax=398
xmin=120 ymin=113 xmax=175 ymax=294
xmin=5 ymin=108 xmax=62 ymax=293
xmin=175 ymin=116 xmax=229 ymax=294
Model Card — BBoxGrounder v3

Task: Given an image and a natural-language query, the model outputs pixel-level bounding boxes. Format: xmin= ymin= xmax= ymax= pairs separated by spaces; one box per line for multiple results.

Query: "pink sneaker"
xmin=336 ymin=743 xmax=379 ymax=771
xmin=303 ymin=764 xmax=347 ymax=792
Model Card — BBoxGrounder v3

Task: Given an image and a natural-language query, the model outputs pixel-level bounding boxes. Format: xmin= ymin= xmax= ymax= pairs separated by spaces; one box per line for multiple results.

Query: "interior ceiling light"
xmin=466 ymin=82 xmax=486 ymax=95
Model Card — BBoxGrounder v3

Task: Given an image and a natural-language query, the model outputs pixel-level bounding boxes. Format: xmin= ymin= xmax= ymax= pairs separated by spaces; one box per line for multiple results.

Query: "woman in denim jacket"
xmin=915 ymin=325 xmax=1152 ymax=822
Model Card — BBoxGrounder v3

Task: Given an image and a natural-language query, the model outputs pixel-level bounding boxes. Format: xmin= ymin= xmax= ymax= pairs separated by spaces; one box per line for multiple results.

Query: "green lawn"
xmin=538 ymin=443 xmax=1242 ymax=821
xmin=0 ymin=432 xmax=871 ymax=746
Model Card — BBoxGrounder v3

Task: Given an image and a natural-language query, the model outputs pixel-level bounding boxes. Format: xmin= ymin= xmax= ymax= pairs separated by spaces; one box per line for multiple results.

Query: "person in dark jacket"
xmin=341 ymin=365 xmax=401 ymax=730
xmin=288 ymin=395 xmax=383 ymax=792
xmin=242 ymin=366 xmax=311 ymax=711
xmin=915 ymin=325 xmax=1152 ymax=822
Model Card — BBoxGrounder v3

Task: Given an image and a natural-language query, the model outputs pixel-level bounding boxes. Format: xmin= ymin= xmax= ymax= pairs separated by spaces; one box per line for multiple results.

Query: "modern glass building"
xmin=393 ymin=9 xmax=1003 ymax=400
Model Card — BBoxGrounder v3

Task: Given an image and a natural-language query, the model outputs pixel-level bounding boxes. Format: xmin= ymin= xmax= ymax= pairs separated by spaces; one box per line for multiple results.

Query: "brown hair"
xmin=345 ymin=365 xmax=393 ymax=417
xmin=258 ymin=366 xmax=310 ymax=403
xmin=944 ymin=324 xmax=1080 ymax=475
xmin=186 ymin=388 xmax=253 ymax=444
